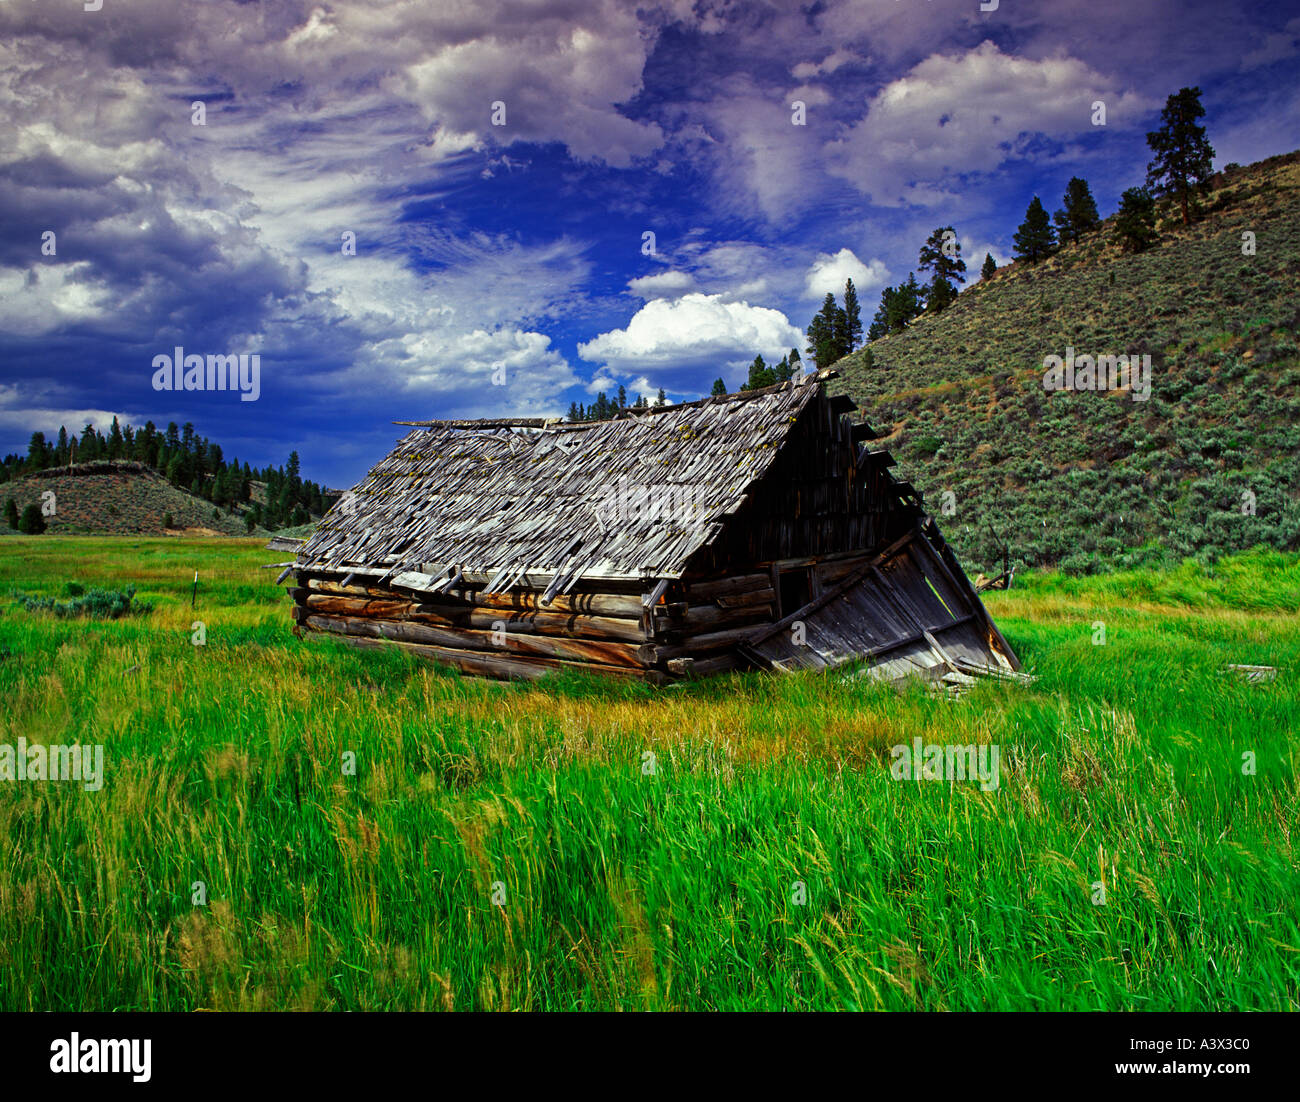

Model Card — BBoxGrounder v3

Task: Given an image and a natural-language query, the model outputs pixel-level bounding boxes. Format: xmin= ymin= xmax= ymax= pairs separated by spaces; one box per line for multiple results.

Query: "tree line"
xmin=722 ymin=281 xmax=866 ymax=384
xmin=575 ymin=86 xmax=1217 ymax=405
xmin=1008 ymin=86 xmax=1215 ymax=265
xmin=823 ymin=86 xmax=1218 ymax=357
xmin=567 ymin=385 xmax=669 ymax=422
xmin=1 ymin=419 xmax=326 ymax=530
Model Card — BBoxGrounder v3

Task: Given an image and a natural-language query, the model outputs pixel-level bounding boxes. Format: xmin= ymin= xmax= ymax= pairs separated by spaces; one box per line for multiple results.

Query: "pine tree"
xmin=1053 ymin=177 xmax=1100 ymax=245
xmin=1013 ymin=197 xmax=1056 ymax=264
xmin=897 ymin=273 xmax=923 ymax=329
xmin=869 ymin=274 xmax=925 ymax=337
xmin=918 ymin=226 xmax=966 ymax=285
xmin=710 ymin=378 xmax=727 ymax=397
xmin=1114 ymin=187 xmax=1158 ymax=252
xmin=981 ymin=253 xmax=997 ymax=280
xmin=842 ymin=279 xmax=862 ymax=351
xmin=18 ymin=503 xmax=45 ymax=534
xmin=27 ymin=432 xmax=49 ymax=471
xmin=655 ymin=388 xmax=666 ymax=407
xmin=869 ymin=291 xmax=890 ymax=338
xmin=807 ymin=293 xmax=846 ymax=368
xmin=918 ymin=227 xmax=966 ymax=314
xmin=4 ymin=498 xmax=17 ymax=529
xmin=806 ymin=310 xmax=829 ymax=368
xmin=742 ymin=355 xmax=776 ymax=391
xmin=925 ymin=277 xmax=957 ymax=314
xmin=135 ymin=421 xmax=157 ymax=462
xmin=80 ymin=424 xmax=100 ymax=462
xmin=1146 ymin=86 xmax=1215 ymax=226
xmin=616 ymin=384 xmax=627 ymax=409
xmin=831 ymin=300 xmax=851 ymax=360
xmin=56 ymin=426 xmax=69 ymax=465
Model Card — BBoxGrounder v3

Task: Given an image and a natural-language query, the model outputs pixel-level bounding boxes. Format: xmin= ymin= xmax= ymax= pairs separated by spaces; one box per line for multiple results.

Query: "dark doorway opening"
xmin=778 ymin=566 xmax=812 ymax=618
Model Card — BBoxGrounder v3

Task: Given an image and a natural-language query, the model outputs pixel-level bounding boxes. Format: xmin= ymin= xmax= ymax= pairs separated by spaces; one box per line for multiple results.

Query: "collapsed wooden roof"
xmin=294 ymin=374 xmax=830 ymax=596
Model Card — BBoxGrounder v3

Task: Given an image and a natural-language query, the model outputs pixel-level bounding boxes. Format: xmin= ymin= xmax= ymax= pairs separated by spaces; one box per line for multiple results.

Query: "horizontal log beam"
xmin=298 ymin=591 xmax=647 ymax=643
xmin=313 ymin=630 xmax=669 ymax=684
xmin=666 ymin=652 xmax=748 ymax=677
xmin=300 ymin=609 xmax=647 ymax=666
xmin=715 ymin=587 xmax=776 ymax=609
xmin=815 ymin=556 xmax=876 ymax=586
xmin=653 ymin=601 xmax=774 ymax=632
xmin=299 ymin=579 xmax=645 ymax=619
xmin=682 ymin=573 xmax=772 ymax=600
xmin=642 ymin=620 xmax=770 ymax=662
xmin=302 ymin=613 xmax=650 ymax=670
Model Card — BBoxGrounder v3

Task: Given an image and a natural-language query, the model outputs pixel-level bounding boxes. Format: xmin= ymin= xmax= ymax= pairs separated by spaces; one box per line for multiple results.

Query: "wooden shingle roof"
xmin=294 ymin=375 xmax=826 ymax=595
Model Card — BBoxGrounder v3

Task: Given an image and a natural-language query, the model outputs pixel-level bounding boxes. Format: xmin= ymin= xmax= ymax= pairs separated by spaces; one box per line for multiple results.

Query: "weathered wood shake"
xmin=286 ymin=371 xmax=1020 ymax=685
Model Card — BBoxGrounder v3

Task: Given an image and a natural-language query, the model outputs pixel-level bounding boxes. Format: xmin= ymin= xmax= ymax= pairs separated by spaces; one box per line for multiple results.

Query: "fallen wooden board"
xmin=1224 ymin=664 xmax=1278 ymax=683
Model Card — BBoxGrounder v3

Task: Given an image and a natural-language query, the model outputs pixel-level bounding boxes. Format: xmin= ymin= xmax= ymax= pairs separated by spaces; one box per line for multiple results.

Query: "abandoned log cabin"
xmin=285 ymin=370 xmax=1020 ymax=685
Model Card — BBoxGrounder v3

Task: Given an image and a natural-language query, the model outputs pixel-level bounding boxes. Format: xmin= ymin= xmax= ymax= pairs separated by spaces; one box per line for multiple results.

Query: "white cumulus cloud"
xmin=577 ymin=293 xmax=804 ymax=390
xmin=803 ymin=248 xmax=889 ymax=299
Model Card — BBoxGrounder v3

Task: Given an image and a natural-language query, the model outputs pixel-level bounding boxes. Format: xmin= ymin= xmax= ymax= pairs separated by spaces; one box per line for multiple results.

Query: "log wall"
xmin=290 ymin=546 xmax=886 ymax=682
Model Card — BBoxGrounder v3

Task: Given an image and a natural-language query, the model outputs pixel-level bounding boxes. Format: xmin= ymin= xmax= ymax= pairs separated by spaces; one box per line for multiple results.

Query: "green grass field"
xmin=0 ymin=536 xmax=1296 ymax=1011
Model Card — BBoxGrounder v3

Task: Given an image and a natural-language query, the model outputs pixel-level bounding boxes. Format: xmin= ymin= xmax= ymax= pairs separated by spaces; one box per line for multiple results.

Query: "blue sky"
xmin=1 ymin=0 xmax=1298 ymax=488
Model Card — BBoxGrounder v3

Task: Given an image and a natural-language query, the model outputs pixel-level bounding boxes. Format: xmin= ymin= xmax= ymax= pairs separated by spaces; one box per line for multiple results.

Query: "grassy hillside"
xmin=0 ymin=537 xmax=1296 ymax=1010
xmin=1 ymin=462 xmax=255 ymax=537
xmin=831 ymin=151 xmax=1300 ymax=574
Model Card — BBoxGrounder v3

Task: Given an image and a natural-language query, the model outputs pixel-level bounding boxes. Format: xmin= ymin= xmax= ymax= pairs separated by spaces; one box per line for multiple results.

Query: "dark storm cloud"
xmin=0 ymin=0 xmax=1294 ymax=486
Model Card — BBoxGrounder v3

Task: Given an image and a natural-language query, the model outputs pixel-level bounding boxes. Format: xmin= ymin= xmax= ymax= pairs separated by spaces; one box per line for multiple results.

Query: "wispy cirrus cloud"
xmin=825 ymin=41 xmax=1152 ymax=209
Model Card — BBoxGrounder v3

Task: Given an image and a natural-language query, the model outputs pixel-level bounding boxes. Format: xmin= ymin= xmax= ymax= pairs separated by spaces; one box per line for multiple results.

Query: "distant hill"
xmin=831 ymin=150 xmax=1300 ymax=574
xmin=0 ymin=460 xmax=256 ymax=536
xmin=3 ymin=418 xmax=328 ymax=533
